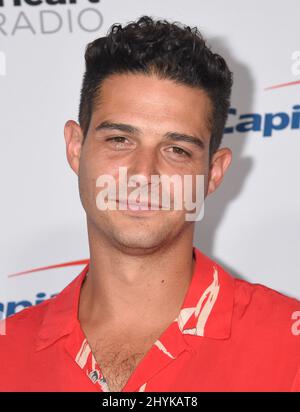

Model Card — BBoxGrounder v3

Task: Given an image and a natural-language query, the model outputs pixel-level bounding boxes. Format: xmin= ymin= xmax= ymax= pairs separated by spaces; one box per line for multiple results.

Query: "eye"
xmin=105 ymin=136 xmax=132 ymax=149
xmin=105 ymin=136 xmax=128 ymax=144
xmin=166 ymin=146 xmax=192 ymax=158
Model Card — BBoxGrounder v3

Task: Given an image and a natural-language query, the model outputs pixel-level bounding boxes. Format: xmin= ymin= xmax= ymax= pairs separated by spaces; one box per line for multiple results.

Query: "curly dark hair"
xmin=78 ymin=15 xmax=233 ymax=159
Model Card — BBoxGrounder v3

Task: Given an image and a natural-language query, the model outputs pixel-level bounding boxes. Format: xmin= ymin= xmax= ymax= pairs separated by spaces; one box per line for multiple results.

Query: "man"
xmin=0 ymin=15 xmax=299 ymax=392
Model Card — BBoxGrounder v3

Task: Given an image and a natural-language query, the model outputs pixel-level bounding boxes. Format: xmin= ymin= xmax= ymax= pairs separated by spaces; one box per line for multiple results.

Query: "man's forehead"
xmin=97 ymin=73 xmax=212 ymax=107
xmin=92 ymin=74 xmax=213 ymax=141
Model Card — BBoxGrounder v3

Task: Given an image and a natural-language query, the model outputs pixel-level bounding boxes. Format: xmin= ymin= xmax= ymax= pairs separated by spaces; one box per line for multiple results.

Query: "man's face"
xmin=64 ymin=73 xmax=231 ymax=253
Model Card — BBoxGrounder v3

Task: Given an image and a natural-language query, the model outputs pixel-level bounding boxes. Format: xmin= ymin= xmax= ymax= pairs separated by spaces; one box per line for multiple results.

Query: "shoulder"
xmin=227 ymin=269 xmax=300 ymax=360
xmin=0 ymin=298 xmax=52 ymax=347
xmin=195 ymin=248 xmax=300 ymax=320
xmin=200 ymin=250 xmax=300 ymax=319
xmin=0 ymin=298 xmax=53 ymax=388
xmin=209 ymin=254 xmax=300 ymax=383
xmin=0 ymin=265 xmax=86 ymax=348
xmin=233 ymin=277 xmax=300 ymax=388
xmin=201 ymin=250 xmax=300 ymax=340
xmin=234 ymin=275 xmax=300 ymax=322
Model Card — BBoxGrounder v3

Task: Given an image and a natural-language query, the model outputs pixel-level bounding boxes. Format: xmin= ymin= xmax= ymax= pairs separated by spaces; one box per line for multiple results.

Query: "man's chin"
xmin=108 ymin=230 xmax=170 ymax=255
xmin=117 ymin=235 xmax=163 ymax=249
xmin=91 ymin=211 xmax=183 ymax=252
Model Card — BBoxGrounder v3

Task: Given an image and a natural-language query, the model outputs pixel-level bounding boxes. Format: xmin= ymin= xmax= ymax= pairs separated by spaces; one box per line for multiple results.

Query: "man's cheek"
xmin=78 ymin=168 xmax=98 ymax=208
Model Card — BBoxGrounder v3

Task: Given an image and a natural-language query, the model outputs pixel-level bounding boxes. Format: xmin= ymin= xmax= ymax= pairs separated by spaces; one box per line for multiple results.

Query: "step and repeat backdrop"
xmin=0 ymin=0 xmax=299 ymax=321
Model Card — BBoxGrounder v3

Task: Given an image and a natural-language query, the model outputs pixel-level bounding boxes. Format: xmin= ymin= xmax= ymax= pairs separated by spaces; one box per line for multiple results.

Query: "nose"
xmin=128 ymin=146 xmax=161 ymax=182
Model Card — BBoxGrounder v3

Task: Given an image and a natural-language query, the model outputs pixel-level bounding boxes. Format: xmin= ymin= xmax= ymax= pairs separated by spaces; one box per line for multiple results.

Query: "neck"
xmin=78 ymin=222 xmax=195 ymax=334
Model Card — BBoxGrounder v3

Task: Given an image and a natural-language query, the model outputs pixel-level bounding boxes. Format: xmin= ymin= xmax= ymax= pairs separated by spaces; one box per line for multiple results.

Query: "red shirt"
xmin=1 ymin=247 xmax=300 ymax=392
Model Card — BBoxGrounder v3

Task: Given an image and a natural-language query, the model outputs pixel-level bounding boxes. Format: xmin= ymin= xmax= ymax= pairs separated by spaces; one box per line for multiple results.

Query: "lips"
xmin=116 ymin=199 xmax=162 ymax=209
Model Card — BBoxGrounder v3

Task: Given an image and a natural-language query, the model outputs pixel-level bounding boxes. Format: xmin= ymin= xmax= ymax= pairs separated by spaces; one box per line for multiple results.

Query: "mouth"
xmin=116 ymin=199 xmax=168 ymax=211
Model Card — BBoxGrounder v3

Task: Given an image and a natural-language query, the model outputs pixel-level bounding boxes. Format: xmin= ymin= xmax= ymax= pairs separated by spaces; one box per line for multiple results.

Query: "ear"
xmin=64 ymin=120 xmax=84 ymax=176
xmin=207 ymin=147 xmax=232 ymax=196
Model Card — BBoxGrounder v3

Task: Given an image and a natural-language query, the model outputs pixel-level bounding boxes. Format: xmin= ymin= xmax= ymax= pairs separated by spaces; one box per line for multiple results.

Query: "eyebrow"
xmin=95 ymin=121 xmax=205 ymax=150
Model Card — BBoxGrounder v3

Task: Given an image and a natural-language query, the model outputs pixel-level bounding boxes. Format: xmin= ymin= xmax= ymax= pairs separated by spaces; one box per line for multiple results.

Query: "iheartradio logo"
xmin=0 ymin=0 xmax=100 ymax=6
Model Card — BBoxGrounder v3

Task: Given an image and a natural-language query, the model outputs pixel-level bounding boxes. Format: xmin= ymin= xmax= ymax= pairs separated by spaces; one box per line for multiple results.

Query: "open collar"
xmin=35 ymin=246 xmax=235 ymax=352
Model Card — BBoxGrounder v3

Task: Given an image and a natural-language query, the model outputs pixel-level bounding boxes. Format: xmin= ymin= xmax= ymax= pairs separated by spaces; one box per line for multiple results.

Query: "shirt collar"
xmin=35 ymin=246 xmax=235 ymax=352
xmin=35 ymin=263 xmax=88 ymax=351
xmin=176 ymin=247 xmax=235 ymax=340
